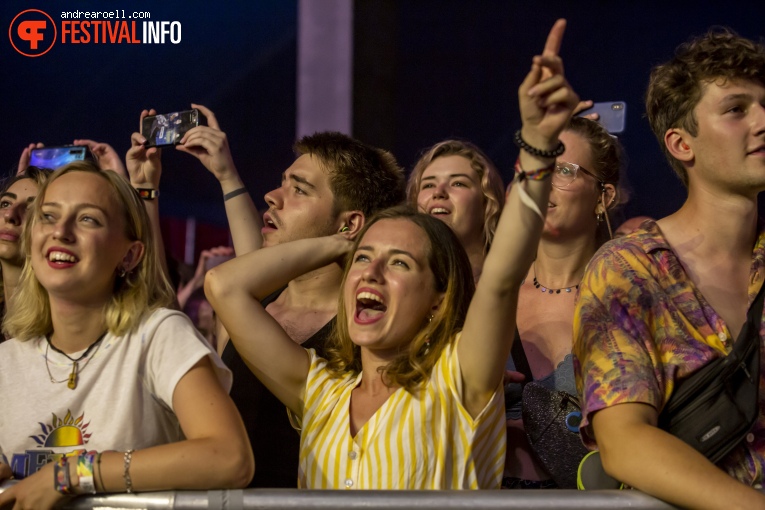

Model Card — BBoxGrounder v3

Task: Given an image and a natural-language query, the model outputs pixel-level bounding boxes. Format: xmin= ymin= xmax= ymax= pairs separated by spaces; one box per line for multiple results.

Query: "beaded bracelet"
xmin=513 ymin=130 xmax=565 ymax=158
xmin=514 ymin=157 xmax=555 ymax=181
xmin=77 ymin=453 xmax=97 ymax=494
xmin=53 ymin=456 xmax=73 ymax=494
xmin=123 ymin=449 xmax=134 ymax=493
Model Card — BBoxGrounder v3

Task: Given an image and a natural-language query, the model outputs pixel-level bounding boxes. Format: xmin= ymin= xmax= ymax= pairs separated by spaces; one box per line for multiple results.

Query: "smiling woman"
xmin=0 ymin=161 xmax=253 ymax=510
xmin=407 ymin=140 xmax=505 ymax=281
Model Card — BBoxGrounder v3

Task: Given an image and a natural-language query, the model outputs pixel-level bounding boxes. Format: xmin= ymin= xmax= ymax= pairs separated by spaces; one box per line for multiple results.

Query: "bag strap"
xmin=731 ymin=280 xmax=765 ymax=358
xmin=510 ymin=327 xmax=534 ymax=387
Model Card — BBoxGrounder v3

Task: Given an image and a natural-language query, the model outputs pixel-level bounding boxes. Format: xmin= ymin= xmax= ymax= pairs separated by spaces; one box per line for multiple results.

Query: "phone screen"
xmin=142 ymin=109 xmax=199 ymax=148
xmin=29 ymin=146 xmax=88 ymax=170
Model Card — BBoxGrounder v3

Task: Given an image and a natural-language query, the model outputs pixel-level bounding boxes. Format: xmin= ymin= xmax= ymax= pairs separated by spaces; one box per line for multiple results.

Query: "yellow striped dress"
xmin=293 ymin=333 xmax=506 ymax=489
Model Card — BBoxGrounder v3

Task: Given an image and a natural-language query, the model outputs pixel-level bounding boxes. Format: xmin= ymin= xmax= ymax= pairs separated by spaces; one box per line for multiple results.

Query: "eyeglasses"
xmin=552 ymin=161 xmax=602 ymax=190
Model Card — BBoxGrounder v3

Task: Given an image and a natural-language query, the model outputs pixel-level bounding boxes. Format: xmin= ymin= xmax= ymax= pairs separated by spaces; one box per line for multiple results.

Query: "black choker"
xmin=45 ymin=332 xmax=107 ymax=390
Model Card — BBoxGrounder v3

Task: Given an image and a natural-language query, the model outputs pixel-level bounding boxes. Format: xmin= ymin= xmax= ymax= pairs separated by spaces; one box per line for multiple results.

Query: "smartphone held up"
xmin=30 ymin=145 xmax=93 ymax=170
xmin=141 ymin=109 xmax=200 ymax=148
xmin=576 ymin=101 xmax=626 ymax=134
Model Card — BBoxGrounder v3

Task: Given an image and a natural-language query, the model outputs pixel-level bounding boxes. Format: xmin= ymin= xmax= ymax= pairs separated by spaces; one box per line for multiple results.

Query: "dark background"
xmin=2 ymin=1 xmax=764 ymax=260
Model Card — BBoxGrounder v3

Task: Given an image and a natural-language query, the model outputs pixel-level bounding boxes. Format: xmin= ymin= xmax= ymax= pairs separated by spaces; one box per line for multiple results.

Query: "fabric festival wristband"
xmin=514 ymin=157 xmax=554 ymax=181
xmin=54 ymin=456 xmax=73 ymax=494
xmin=223 ymin=187 xmax=248 ymax=202
xmin=136 ymin=188 xmax=159 ymax=200
xmin=77 ymin=452 xmax=97 ymax=494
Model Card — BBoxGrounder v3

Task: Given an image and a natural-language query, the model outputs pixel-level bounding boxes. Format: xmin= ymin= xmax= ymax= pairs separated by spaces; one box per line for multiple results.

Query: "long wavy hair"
xmin=407 ymin=140 xmax=505 ymax=255
xmin=323 ymin=205 xmax=475 ymax=392
xmin=3 ymin=161 xmax=175 ymax=340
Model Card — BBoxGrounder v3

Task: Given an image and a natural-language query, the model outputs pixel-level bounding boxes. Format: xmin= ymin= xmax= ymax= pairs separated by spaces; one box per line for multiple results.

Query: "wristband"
xmin=136 ymin=188 xmax=159 ymax=200
xmin=53 ymin=456 xmax=73 ymax=494
xmin=77 ymin=453 xmax=97 ymax=494
xmin=514 ymin=157 xmax=555 ymax=181
xmin=514 ymin=129 xmax=565 ymax=158
xmin=223 ymin=187 xmax=248 ymax=202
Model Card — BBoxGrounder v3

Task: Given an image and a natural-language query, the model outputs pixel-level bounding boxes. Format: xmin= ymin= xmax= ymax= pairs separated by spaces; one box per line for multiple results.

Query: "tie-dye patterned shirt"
xmin=573 ymin=220 xmax=765 ymax=485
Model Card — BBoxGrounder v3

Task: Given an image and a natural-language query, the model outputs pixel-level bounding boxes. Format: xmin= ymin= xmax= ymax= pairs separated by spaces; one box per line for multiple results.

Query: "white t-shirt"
xmin=0 ymin=308 xmax=230 ymax=479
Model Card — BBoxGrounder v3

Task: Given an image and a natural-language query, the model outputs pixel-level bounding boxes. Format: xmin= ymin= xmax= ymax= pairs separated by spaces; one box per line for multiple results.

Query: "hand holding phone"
xmin=576 ymin=101 xmax=627 ymax=134
xmin=141 ymin=109 xmax=200 ymax=148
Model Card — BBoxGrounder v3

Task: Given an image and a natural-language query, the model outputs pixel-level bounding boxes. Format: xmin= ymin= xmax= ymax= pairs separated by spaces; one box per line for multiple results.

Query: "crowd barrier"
xmin=0 ymin=484 xmax=678 ymax=509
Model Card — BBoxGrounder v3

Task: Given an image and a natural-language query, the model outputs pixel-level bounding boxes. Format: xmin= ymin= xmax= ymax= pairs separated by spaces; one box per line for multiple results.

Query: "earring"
xmin=118 ymin=267 xmax=127 ymax=278
xmin=596 ymin=212 xmax=604 ymax=224
xmin=428 ymin=314 xmax=434 ymax=323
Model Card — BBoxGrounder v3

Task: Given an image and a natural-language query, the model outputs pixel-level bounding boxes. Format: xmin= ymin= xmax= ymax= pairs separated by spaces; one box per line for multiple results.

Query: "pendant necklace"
xmin=45 ymin=331 xmax=107 ymax=390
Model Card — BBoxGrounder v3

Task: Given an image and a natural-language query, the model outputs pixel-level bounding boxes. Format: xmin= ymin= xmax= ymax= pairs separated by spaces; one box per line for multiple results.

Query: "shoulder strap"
xmin=732 ymin=281 xmax=765 ymax=357
xmin=510 ymin=327 xmax=534 ymax=387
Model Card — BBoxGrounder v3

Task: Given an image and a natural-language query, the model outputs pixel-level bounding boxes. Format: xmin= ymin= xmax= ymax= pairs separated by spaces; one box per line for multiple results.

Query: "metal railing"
xmin=0 ymin=484 xmax=678 ymax=509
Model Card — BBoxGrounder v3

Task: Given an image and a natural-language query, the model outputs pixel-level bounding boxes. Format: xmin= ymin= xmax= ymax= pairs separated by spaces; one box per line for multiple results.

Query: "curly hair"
xmin=322 ymin=205 xmax=475 ymax=393
xmin=407 ymin=140 xmax=505 ymax=255
xmin=3 ymin=161 xmax=175 ymax=340
xmin=646 ymin=28 xmax=765 ymax=186
xmin=294 ymin=132 xmax=406 ymax=217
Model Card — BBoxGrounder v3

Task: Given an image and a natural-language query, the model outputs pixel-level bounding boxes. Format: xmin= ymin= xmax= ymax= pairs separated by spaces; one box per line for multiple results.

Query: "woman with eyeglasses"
xmin=503 ymin=116 xmax=622 ymax=489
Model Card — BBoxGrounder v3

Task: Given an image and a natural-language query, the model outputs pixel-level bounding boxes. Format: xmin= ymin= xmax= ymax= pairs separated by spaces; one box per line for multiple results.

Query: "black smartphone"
xmin=29 ymin=145 xmax=92 ymax=170
xmin=576 ymin=101 xmax=627 ymax=134
xmin=141 ymin=109 xmax=199 ymax=148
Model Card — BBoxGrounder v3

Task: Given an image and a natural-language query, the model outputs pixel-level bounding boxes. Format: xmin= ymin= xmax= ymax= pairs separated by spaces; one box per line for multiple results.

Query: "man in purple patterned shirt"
xmin=574 ymin=29 xmax=765 ymax=509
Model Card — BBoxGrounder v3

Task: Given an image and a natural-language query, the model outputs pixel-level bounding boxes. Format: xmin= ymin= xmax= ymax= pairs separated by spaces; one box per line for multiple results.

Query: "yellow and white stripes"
xmin=295 ymin=334 xmax=505 ymax=489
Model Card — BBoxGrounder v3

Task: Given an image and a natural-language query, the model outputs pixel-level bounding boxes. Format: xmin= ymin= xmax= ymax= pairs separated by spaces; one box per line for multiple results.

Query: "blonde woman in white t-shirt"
xmin=207 ymin=19 xmax=578 ymax=490
xmin=0 ymin=161 xmax=253 ymax=509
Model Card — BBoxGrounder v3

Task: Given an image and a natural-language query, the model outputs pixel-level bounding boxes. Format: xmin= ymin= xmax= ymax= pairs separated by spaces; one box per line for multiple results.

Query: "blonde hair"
xmin=323 ymin=206 xmax=475 ymax=392
xmin=407 ymin=140 xmax=505 ymax=255
xmin=3 ymin=161 xmax=175 ymax=340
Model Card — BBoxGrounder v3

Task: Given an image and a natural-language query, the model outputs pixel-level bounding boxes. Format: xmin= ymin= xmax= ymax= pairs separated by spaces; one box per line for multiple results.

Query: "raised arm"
xmin=125 ymin=110 xmax=171 ymax=290
xmin=458 ymin=19 xmax=579 ymax=418
xmin=205 ymin=234 xmax=353 ymax=412
xmin=176 ymin=103 xmax=263 ymax=255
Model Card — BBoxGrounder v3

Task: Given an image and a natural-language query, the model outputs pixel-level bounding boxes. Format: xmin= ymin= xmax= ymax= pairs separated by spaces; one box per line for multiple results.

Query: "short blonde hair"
xmin=407 ymin=140 xmax=505 ymax=254
xmin=3 ymin=161 xmax=175 ymax=340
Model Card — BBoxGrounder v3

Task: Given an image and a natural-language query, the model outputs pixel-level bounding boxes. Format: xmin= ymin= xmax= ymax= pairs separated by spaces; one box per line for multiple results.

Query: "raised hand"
xmin=518 ymin=19 xmax=580 ymax=150
xmin=573 ymin=100 xmax=600 ymax=120
xmin=74 ymin=139 xmax=127 ymax=176
xmin=126 ymin=109 xmax=163 ymax=189
xmin=16 ymin=142 xmax=44 ymax=174
xmin=176 ymin=104 xmax=239 ymax=185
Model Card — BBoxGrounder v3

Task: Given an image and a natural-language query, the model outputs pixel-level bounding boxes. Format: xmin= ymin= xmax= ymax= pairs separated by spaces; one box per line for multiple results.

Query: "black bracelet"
xmin=514 ymin=130 xmax=565 ymax=158
xmin=223 ymin=187 xmax=248 ymax=202
xmin=136 ymin=188 xmax=159 ymax=200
